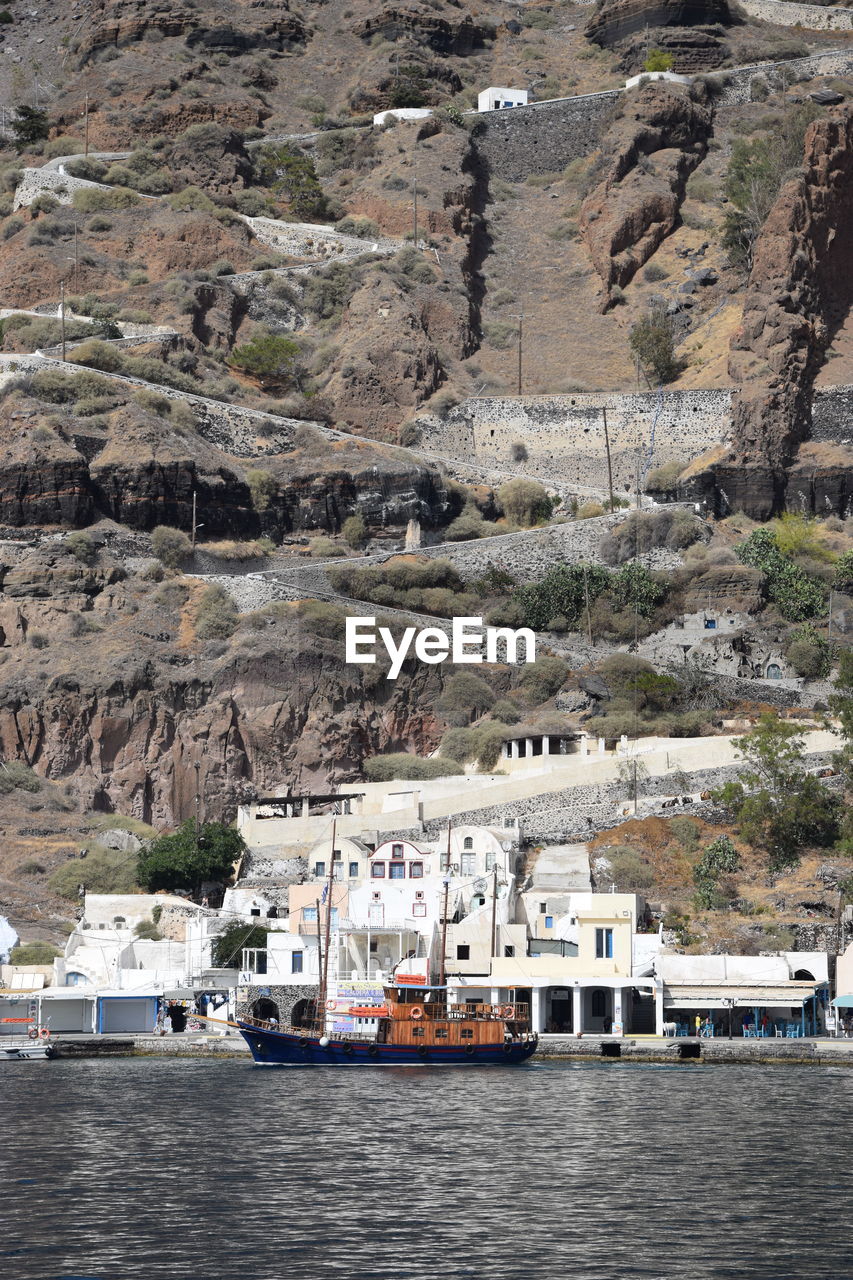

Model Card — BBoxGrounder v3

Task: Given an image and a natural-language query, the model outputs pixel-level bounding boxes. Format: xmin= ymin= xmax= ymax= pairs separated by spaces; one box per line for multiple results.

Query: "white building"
xmin=477 ymin=87 xmax=529 ymax=112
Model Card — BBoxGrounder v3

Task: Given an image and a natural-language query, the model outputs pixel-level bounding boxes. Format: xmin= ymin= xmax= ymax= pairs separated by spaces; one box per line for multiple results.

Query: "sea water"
xmin=1 ymin=1057 xmax=849 ymax=1280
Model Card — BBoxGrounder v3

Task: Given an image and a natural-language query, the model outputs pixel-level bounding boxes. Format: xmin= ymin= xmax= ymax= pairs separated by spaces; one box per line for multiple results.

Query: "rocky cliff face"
xmin=585 ymin=0 xmax=733 ymax=71
xmin=0 ymin=556 xmax=449 ymax=825
xmin=0 ymin=391 xmax=460 ymax=535
xmin=691 ymin=109 xmax=853 ymax=517
xmin=579 ymin=83 xmax=712 ymax=301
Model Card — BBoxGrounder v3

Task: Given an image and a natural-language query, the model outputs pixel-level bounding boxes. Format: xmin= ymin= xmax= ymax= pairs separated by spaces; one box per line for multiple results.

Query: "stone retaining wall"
xmin=245 ymin=216 xmax=401 ymax=261
xmin=475 ymin=91 xmax=621 ymax=179
xmin=418 ymin=753 xmax=835 ymax=843
xmin=418 ymin=391 xmax=732 ymax=491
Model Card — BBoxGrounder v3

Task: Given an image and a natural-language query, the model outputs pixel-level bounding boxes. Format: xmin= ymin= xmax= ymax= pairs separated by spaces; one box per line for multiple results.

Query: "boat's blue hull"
xmin=238 ymin=1022 xmax=539 ymax=1066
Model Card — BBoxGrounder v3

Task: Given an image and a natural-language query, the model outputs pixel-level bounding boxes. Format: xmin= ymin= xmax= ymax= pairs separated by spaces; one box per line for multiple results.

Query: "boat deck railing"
xmin=408 ymin=1002 xmax=530 ymax=1022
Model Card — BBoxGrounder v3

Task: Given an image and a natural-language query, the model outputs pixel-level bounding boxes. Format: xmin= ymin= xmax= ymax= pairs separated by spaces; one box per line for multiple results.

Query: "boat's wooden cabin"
xmin=379 ymin=984 xmax=529 ymax=1048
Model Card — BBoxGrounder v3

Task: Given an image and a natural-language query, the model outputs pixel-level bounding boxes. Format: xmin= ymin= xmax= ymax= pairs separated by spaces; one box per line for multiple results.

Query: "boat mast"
xmin=318 ymin=818 xmax=337 ymax=1028
xmin=438 ymin=820 xmax=451 ymax=989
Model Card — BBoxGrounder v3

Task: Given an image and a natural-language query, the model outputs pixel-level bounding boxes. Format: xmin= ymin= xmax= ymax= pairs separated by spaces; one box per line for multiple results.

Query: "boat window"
xmin=412 ymin=1026 xmax=424 ymax=1037
xmin=389 ymin=862 xmax=405 ymax=880
xmin=461 ymin=1028 xmax=474 ymax=1039
xmin=434 ymin=1027 xmax=448 ymax=1038
xmin=456 ymin=945 xmax=470 ymax=960
xmin=371 ymin=862 xmax=386 ymax=878
xmin=409 ymin=862 xmax=423 ymax=878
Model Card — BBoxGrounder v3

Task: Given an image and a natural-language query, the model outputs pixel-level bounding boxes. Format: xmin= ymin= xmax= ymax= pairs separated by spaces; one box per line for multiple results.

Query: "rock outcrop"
xmin=77 ymin=0 xmax=307 ymax=63
xmin=690 ymin=109 xmax=853 ymax=516
xmin=579 ymin=83 xmax=712 ymax=300
xmin=585 ymin=0 xmax=734 ymax=71
xmin=0 ymin=562 xmax=454 ymax=825
xmin=353 ymin=8 xmax=494 ymax=55
xmin=0 ymin=393 xmax=460 ymax=536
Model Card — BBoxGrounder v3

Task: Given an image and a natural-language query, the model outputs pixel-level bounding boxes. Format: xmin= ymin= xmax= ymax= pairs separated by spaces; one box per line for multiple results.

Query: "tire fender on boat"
xmin=368 ymin=1046 xmax=379 ymax=1058
xmin=299 ymin=1038 xmax=310 ymax=1049
xmin=465 ymin=1045 xmax=475 ymax=1056
xmin=418 ymin=1046 xmax=428 ymax=1059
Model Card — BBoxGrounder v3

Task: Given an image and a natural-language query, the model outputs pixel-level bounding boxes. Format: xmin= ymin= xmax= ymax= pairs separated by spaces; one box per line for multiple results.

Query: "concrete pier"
xmin=537 ymin=1034 xmax=853 ymax=1066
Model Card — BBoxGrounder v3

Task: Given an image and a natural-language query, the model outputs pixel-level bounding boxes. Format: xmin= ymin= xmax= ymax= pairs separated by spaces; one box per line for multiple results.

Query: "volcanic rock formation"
xmin=579 ymin=82 xmax=712 ymax=301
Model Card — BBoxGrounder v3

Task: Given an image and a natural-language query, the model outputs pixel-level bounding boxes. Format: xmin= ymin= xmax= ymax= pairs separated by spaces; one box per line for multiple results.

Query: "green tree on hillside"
xmin=11 ymin=105 xmax=49 ymax=150
xmin=715 ymin=713 xmax=840 ymax=872
xmin=229 ymin=331 xmax=300 ymax=389
xmin=137 ymin=821 xmax=245 ymax=897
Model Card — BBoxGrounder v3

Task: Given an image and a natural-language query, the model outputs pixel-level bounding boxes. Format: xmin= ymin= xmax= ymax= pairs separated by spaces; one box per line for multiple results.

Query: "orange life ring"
xmin=38 ymin=1028 xmax=50 ymax=1040
xmin=502 ymin=1005 xmax=515 ymax=1019
xmin=325 ymin=1000 xmax=337 ymax=1012
xmin=27 ymin=1027 xmax=38 ymax=1040
xmin=410 ymin=1006 xmax=424 ymax=1020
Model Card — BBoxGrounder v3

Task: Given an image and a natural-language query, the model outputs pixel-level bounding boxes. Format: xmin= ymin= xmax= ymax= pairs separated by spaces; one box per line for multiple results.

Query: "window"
xmin=485 ymin=851 xmax=496 ymax=872
xmin=371 ymin=862 xmax=386 ymax=878
xmin=333 ymin=864 xmax=343 ymax=882
xmin=303 ymin=907 xmax=318 ymax=923
xmin=539 ymin=902 xmax=547 ymax=914
xmin=389 ymin=861 xmax=406 ymax=880
xmin=504 ymin=945 xmax=514 ymax=957
xmin=595 ymin=928 xmax=614 ymax=959
xmin=545 ymin=915 xmax=553 ymax=929
xmin=413 ymin=903 xmax=426 ymax=917
xmin=392 ymin=843 xmax=404 ymax=858
xmin=330 ymin=908 xmax=339 ymax=928
xmin=333 ymin=849 xmax=342 ymax=861
xmin=461 ymin=852 xmax=475 ymax=875
xmin=461 ymin=1028 xmax=474 ymax=1040
xmin=456 ymin=945 xmax=470 ymax=960
xmin=409 ymin=862 xmax=423 ymax=878
xmin=415 ymin=890 xmax=424 ymax=901
xmin=349 ymin=862 xmax=359 ymax=879
xmin=591 ymin=990 xmax=607 ymax=1018
xmin=250 ymin=908 xmax=261 ymax=917
xmin=291 ymin=951 xmax=303 ymax=974
xmin=434 ymin=1027 xmax=448 ymax=1038
xmin=463 ymin=836 xmax=473 ymax=850
xmin=113 ymin=916 xmax=126 ymax=927
xmin=412 ymin=1026 xmax=424 ymax=1037
xmin=314 ymin=861 xmax=325 ymax=878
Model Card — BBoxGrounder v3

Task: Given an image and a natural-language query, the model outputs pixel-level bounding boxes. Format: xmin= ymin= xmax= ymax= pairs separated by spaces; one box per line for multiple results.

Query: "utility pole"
xmin=73 ymin=223 xmax=79 ymax=292
xmin=412 ymin=166 xmax=418 ymax=248
xmin=193 ymin=760 xmax=201 ymax=867
xmin=83 ymin=93 xmax=89 ymax=157
xmin=59 ymin=279 xmax=66 ymax=361
xmin=509 ymin=312 xmax=524 ymax=395
xmin=438 ymin=821 xmax=452 ymax=986
xmin=489 ymin=862 xmax=499 ymax=959
xmin=191 ymin=489 xmax=198 ymax=548
xmin=602 ymin=406 xmax=615 ymax=512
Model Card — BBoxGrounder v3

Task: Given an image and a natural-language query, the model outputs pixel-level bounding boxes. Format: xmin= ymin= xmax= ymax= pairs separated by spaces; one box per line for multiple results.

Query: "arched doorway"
xmin=291 ymin=997 xmax=313 ymax=1028
xmin=793 ymin=969 xmax=815 ymax=981
xmin=250 ymin=997 xmax=280 ymax=1025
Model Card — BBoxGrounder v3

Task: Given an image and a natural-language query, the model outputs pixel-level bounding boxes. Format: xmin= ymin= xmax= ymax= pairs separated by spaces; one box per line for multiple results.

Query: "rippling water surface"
xmin=1 ymin=1057 xmax=850 ymax=1280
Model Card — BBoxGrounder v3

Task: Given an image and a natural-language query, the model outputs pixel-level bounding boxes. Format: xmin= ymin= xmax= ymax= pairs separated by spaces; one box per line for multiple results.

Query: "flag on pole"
xmin=321 ymin=883 xmax=329 ymax=905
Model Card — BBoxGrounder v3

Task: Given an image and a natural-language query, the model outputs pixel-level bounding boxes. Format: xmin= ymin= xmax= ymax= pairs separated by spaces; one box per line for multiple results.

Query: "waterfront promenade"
xmin=41 ymin=1031 xmax=853 ymax=1065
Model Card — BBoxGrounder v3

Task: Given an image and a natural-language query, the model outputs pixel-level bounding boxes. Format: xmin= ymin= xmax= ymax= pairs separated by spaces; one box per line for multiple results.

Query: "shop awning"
xmin=664 ymin=983 xmax=819 ymax=1010
xmin=832 ymin=994 xmax=853 ymax=1008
